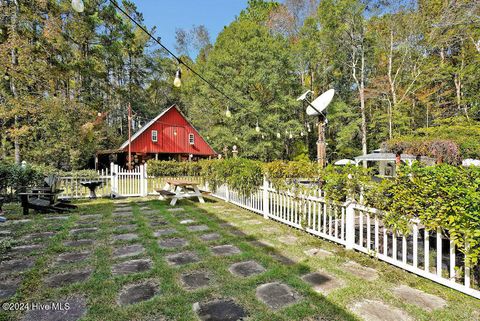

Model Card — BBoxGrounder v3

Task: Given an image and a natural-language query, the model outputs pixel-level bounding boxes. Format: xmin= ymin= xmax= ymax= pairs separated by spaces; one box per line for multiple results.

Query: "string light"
xmin=255 ymin=121 xmax=260 ymax=133
xmin=173 ymin=68 xmax=182 ymax=87
xmin=71 ymin=0 xmax=84 ymax=12
xmin=225 ymin=106 xmax=232 ymax=118
xmin=276 ymin=132 xmax=281 ymax=139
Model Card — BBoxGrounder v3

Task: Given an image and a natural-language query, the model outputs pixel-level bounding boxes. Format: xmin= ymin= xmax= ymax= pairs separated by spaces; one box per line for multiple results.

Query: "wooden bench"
xmin=155 ymin=189 xmax=176 ymax=198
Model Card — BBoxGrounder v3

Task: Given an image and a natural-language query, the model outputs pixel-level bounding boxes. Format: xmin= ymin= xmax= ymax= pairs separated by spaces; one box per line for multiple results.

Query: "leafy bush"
xmin=0 ymin=161 xmax=45 ymax=196
xmin=147 ymin=160 xmax=203 ymax=177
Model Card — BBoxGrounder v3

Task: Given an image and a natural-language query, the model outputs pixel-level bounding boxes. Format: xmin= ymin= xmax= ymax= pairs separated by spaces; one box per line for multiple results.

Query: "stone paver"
xmin=112 ymin=259 xmax=152 ymax=275
xmin=165 ymin=251 xmax=200 ymax=266
xmin=118 ymin=281 xmax=158 ymax=305
xmin=150 ymin=221 xmax=168 ymax=227
xmin=211 ymin=245 xmax=241 ymax=256
xmin=0 ymin=258 xmax=35 ymax=274
xmin=44 ymin=216 xmax=69 ymax=221
xmin=167 ymin=208 xmax=184 ymax=212
xmin=56 ymin=251 xmax=90 ymax=265
xmin=249 ymin=240 xmax=273 ymax=248
xmin=158 ymin=238 xmax=188 ymax=249
xmin=63 ymin=239 xmax=94 ymax=247
xmin=229 ymin=260 xmax=265 ymax=277
xmin=349 ymin=299 xmax=413 ymax=321
xmin=45 ymin=270 xmax=92 ymax=288
xmin=278 ymin=235 xmax=298 ymax=245
xmin=199 ymin=233 xmax=221 ymax=241
xmin=115 ymin=224 xmax=137 ymax=232
xmin=392 ymin=285 xmax=447 ymax=311
xmin=22 ymin=232 xmax=55 ymax=241
xmin=244 ymin=219 xmax=262 ymax=225
xmin=69 ymin=227 xmax=98 ymax=235
xmin=113 ymin=233 xmax=139 ymax=242
xmin=271 ymin=254 xmax=296 ymax=265
xmin=301 ymin=271 xmax=344 ymax=295
xmin=180 ymin=219 xmax=195 ymax=224
xmin=113 ymin=244 xmax=145 ymax=259
xmin=193 ymin=299 xmax=247 ymax=321
xmin=342 ymin=261 xmax=378 ymax=281
xmin=79 ymin=214 xmax=101 ymax=220
xmin=11 ymin=244 xmax=44 ymax=254
xmin=181 ymin=272 xmax=211 ymax=290
xmin=187 ymin=225 xmax=209 ymax=232
xmin=303 ymin=248 xmax=333 ymax=259
xmin=153 ymin=228 xmax=177 ymax=237
xmin=0 ymin=281 xmax=20 ymax=299
xmin=256 ymin=282 xmax=301 ymax=310
xmin=20 ymin=296 xmax=86 ymax=321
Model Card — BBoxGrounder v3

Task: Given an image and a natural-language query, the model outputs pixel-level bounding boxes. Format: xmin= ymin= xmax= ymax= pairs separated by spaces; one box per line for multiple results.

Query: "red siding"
xmin=124 ymin=106 xmax=215 ymax=156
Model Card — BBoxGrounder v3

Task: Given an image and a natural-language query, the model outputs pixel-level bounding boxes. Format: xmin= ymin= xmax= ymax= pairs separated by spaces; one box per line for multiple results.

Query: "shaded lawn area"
xmin=0 ymin=197 xmax=479 ymax=321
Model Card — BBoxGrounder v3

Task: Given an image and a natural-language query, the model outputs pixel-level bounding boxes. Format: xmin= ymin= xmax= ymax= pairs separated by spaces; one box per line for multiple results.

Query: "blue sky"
xmin=132 ymin=0 xmax=249 ymax=55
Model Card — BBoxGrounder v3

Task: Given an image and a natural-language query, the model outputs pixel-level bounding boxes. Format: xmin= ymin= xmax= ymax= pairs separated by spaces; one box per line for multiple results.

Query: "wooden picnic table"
xmin=156 ymin=179 xmax=206 ymax=206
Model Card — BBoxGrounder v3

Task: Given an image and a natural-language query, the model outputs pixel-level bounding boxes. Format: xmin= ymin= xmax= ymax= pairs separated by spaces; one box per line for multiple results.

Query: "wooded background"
xmin=1 ymin=0 xmax=479 ymax=169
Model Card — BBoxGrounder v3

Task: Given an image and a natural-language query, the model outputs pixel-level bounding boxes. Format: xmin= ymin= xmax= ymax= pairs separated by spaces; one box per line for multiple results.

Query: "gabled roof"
xmin=119 ymin=104 xmax=216 ymax=154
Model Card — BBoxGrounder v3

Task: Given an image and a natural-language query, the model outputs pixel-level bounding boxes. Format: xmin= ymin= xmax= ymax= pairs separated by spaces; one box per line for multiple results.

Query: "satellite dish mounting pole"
xmin=317 ymin=115 xmax=326 ymax=167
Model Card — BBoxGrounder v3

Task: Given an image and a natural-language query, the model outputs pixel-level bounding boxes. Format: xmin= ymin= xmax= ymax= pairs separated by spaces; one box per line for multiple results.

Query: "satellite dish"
xmin=306 ymin=89 xmax=335 ymax=116
xmin=297 ymin=90 xmax=313 ymax=101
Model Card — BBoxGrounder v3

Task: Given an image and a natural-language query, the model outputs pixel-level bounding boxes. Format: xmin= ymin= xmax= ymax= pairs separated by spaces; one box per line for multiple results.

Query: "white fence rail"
xmin=56 ymin=166 xmax=479 ymax=299
xmin=210 ymin=178 xmax=480 ymax=300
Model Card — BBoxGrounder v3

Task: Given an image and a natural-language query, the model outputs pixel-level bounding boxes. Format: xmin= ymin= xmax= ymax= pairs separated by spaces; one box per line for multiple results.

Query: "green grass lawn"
xmin=0 ymin=197 xmax=479 ymax=321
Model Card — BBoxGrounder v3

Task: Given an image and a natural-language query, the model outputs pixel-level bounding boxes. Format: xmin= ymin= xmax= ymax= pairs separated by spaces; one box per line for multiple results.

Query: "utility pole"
xmin=128 ymin=102 xmax=132 ymax=170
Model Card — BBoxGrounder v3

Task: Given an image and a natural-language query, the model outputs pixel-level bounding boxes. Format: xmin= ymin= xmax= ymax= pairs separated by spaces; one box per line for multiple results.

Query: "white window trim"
xmin=151 ymin=130 xmax=158 ymax=142
xmin=189 ymin=133 xmax=195 ymax=145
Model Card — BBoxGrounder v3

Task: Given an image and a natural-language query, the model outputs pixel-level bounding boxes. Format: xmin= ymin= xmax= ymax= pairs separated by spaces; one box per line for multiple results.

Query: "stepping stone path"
xmin=220 ymin=222 xmax=238 ymax=228
xmin=167 ymin=208 xmax=184 ymax=212
xmin=230 ymin=230 xmax=246 ymax=237
xmin=143 ymin=210 xmax=158 ymax=215
xmin=211 ymin=245 xmax=241 ymax=256
xmin=20 ymin=296 xmax=86 ymax=321
xmin=301 ymin=271 xmax=344 ymax=295
xmin=113 ymin=233 xmax=139 ymax=242
xmin=118 ymin=281 xmax=158 ymax=305
xmin=115 ymin=224 xmax=137 ymax=232
xmin=0 ymin=258 xmax=35 ymax=274
xmin=199 ymin=233 xmax=221 ymax=241
xmin=63 ymin=239 xmax=94 ymax=247
xmin=229 ymin=260 xmax=265 ymax=277
xmin=250 ymin=240 xmax=273 ymax=248
xmin=11 ymin=244 xmax=44 ymax=254
xmin=22 ymin=231 xmax=55 ymax=241
xmin=349 ymin=299 xmax=413 ymax=321
xmin=181 ymin=271 xmax=211 ymax=290
xmin=45 ymin=270 xmax=91 ymax=288
xmin=165 ymin=251 xmax=200 ymax=266
xmin=70 ymin=227 xmax=98 ymax=235
xmin=278 ymin=235 xmax=298 ymax=245
xmin=245 ymin=219 xmax=262 ymax=225
xmin=303 ymin=248 xmax=333 ymax=259
xmin=113 ymin=244 xmax=145 ymax=259
xmin=79 ymin=214 xmax=101 ymax=219
xmin=150 ymin=221 xmax=168 ymax=227
xmin=342 ymin=261 xmax=378 ymax=281
xmin=193 ymin=299 xmax=247 ymax=321
xmin=256 ymin=282 xmax=301 ymax=310
xmin=271 ymin=254 xmax=296 ymax=266
xmin=44 ymin=215 xmax=69 ymax=221
xmin=187 ymin=225 xmax=209 ymax=232
xmin=153 ymin=228 xmax=177 ymax=237
xmin=180 ymin=219 xmax=195 ymax=224
xmin=112 ymin=259 xmax=152 ymax=275
xmin=55 ymin=251 xmax=90 ymax=265
xmin=0 ymin=281 xmax=20 ymax=299
xmin=158 ymin=237 xmax=188 ymax=249
xmin=392 ymin=285 xmax=446 ymax=311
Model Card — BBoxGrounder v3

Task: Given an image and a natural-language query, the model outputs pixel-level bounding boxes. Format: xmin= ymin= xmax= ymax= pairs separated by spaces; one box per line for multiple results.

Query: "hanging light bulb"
xmin=289 ymin=132 xmax=293 ymax=139
xmin=300 ymin=131 xmax=304 ymax=137
xmin=71 ymin=0 xmax=84 ymax=12
xmin=225 ymin=106 xmax=232 ymax=118
xmin=255 ymin=121 xmax=260 ymax=133
xmin=262 ymin=134 xmax=265 ymax=139
xmin=276 ymin=132 xmax=281 ymax=139
xmin=173 ymin=68 xmax=182 ymax=87
xmin=307 ymin=123 xmax=311 ymax=133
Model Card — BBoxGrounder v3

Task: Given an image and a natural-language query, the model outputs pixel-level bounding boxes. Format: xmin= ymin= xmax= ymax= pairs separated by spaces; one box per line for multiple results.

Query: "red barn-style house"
xmin=95 ymin=105 xmax=216 ymax=169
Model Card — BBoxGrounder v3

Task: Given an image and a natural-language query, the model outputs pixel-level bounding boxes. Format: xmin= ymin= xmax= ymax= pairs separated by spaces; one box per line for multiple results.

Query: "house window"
xmin=151 ymin=130 xmax=158 ymax=142
xmin=189 ymin=133 xmax=195 ymax=145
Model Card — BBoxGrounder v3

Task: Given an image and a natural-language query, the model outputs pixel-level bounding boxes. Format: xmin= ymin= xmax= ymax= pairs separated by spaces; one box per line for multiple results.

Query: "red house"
xmin=95 ymin=105 xmax=216 ymax=169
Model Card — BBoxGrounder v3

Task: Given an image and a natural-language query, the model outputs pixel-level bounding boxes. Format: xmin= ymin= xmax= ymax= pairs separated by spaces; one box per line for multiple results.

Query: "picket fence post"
xmin=225 ymin=185 xmax=230 ymax=202
xmin=262 ymin=176 xmax=269 ymax=219
xmin=110 ymin=162 xmax=118 ymax=198
xmin=345 ymin=201 xmax=356 ymax=250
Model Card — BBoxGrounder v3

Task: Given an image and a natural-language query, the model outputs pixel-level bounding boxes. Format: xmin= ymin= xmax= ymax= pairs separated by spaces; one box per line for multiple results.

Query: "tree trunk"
xmin=359 ymin=49 xmax=367 ymax=168
xmin=9 ymin=0 xmax=20 ymax=164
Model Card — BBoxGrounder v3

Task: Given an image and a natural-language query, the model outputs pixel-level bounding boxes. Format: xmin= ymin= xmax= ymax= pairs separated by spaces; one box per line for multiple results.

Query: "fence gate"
xmin=110 ymin=163 xmax=147 ymax=197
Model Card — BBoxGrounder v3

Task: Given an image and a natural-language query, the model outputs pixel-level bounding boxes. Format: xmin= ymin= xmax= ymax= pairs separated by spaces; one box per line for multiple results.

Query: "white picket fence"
xmin=210 ymin=179 xmax=480 ymax=300
xmin=56 ymin=166 xmax=479 ymax=299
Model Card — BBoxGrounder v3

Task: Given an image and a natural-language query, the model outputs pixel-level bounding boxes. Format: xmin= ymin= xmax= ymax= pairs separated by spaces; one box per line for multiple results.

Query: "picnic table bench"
xmin=155 ymin=180 xmax=207 ymax=206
